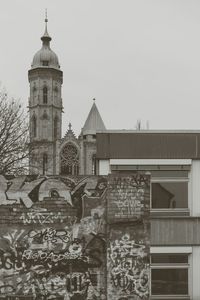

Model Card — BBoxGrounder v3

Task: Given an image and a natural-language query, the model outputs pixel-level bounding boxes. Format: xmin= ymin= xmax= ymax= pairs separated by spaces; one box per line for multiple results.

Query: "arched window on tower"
xmin=32 ymin=85 xmax=37 ymax=103
xmin=54 ymin=116 xmax=59 ymax=140
xmin=54 ymin=86 xmax=58 ymax=104
xmin=32 ymin=115 xmax=37 ymax=138
xmin=42 ymin=153 xmax=48 ymax=175
xmin=43 ymin=86 xmax=48 ymax=104
xmin=60 ymin=143 xmax=79 ymax=175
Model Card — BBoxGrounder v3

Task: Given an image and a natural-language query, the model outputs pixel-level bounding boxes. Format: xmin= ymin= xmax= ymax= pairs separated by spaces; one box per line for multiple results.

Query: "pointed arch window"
xmin=42 ymin=153 xmax=48 ymax=175
xmin=54 ymin=116 xmax=59 ymax=139
xmin=32 ymin=115 xmax=37 ymax=138
xmin=43 ymin=86 xmax=48 ymax=104
xmin=32 ymin=85 xmax=37 ymax=103
xmin=54 ymin=86 xmax=58 ymax=103
xmin=60 ymin=143 xmax=79 ymax=175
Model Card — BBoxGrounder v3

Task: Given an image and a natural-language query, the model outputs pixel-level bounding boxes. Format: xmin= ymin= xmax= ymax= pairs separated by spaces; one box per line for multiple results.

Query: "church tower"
xmin=28 ymin=15 xmax=63 ymax=175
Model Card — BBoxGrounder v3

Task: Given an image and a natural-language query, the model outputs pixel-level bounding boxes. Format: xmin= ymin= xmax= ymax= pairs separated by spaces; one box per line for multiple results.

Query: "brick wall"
xmin=0 ymin=174 xmax=150 ymax=300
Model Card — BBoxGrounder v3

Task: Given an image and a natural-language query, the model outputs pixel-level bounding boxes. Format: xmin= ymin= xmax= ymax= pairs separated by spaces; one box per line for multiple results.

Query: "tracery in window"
xmin=60 ymin=143 xmax=79 ymax=175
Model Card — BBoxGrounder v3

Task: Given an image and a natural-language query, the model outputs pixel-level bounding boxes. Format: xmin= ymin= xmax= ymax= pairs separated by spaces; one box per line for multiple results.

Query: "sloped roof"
xmin=82 ymin=102 xmax=106 ymax=135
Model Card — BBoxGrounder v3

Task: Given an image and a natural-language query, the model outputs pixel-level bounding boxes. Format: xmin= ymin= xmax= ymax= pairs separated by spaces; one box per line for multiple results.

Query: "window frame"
xmin=151 ymin=174 xmax=190 ymax=215
xmin=150 ymin=252 xmax=190 ymax=299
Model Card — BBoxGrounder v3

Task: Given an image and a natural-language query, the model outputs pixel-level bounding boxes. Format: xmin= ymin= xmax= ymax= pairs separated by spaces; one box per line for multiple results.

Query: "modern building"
xmin=28 ymin=17 xmax=106 ymax=176
xmin=96 ymin=130 xmax=200 ymax=299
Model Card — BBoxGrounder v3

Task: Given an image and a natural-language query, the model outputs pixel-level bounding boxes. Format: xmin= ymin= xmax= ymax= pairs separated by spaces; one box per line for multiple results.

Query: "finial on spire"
xmin=93 ymin=98 xmax=96 ymax=102
xmin=44 ymin=9 xmax=48 ymax=33
xmin=68 ymin=122 xmax=72 ymax=130
xmin=41 ymin=9 xmax=51 ymax=43
xmin=45 ymin=8 xmax=48 ymax=23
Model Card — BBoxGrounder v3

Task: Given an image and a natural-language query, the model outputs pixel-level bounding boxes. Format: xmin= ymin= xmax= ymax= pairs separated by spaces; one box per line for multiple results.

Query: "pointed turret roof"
xmin=82 ymin=100 xmax=106 ymax=135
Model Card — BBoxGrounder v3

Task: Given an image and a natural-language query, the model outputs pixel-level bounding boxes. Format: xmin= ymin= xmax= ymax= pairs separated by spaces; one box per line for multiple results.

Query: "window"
xmin=60 ymin=143 xmax=79 ymax=175
xmin=43 ymin=86 xmax=48 ymax=104
xmin=151 ymin=171 xmax=189 ymax=212
xmin=32 ymin=115 xmax=37 ymax=137
xmin=42 ymin=60 xmax=49 ymax=66
xmin=152 ymin=182 xmax=188 ymax=209
xmin=151 ymin=254 xmax=189 ymax=297
xmin=32 ymin=85 xmax=37 ymax=102
xmin=54 ymin=86 xmax=58 ymax=103
xmin=42 ymin=153 xmax=48 ymax=175
xmin=54 ymin=116 xmax=58 ymax=139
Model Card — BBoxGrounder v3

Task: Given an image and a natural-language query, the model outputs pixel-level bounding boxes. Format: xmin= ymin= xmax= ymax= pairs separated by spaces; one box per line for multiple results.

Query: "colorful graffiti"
xmin=0 ymin=174 xmax=150 ymax=299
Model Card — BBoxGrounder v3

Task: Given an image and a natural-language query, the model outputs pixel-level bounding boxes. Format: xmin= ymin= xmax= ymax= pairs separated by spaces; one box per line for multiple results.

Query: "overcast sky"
xmin=1 ymin=0 xmax=200 ymax=135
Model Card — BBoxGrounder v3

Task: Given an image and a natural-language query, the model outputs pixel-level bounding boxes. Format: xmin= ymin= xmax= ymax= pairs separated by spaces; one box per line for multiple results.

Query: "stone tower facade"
xmin=29 ymin=19 xmax=106 ymax=176
xmin=28 ymin=17 xmax=63 ymax=175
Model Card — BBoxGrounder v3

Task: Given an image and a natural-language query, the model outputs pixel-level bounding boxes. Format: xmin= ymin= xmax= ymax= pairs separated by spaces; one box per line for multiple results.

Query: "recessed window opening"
xmin=42 ymin=60 xmax=49 ymax=66
xmin=32 ymin=115 xmax=37 ymax=137
xmin=152 ymin=181 xmax=188 ymax=209
xmin=151 ymin=253 xmax=189 ymax=296
xmin=43 ymin=86 xmax=48 ymax=104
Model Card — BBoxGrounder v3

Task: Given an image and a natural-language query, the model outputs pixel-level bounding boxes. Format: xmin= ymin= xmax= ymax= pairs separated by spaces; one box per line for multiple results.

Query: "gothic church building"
xmin=29 ymin=19 xmax=106 ymax=176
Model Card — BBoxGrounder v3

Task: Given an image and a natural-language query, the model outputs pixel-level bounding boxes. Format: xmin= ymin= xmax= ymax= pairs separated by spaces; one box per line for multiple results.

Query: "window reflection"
xmin=152 ymin=182 xmax=188 ymax=209
xmin=152 ymin=269 xmax=188 ymax=295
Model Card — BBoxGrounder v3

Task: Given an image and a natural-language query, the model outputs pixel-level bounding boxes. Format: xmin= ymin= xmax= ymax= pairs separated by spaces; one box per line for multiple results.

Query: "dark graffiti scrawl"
xmin=0 ymin=174 xmax=150 ymax=299
xmin=107 ymin=175 xmax=150 ymax=300
xmin=107 ymin=226 xmax=149 ymax=300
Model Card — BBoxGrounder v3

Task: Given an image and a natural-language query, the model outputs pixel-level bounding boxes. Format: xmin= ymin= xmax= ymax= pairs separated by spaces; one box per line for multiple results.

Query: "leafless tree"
xmin=0 ymin=89 xmax=29 ymax=175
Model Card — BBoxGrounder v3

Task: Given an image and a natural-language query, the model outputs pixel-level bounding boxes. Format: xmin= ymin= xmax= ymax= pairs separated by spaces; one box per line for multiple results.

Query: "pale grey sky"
xmin=1 ymin=0 xmax=200 ymax=135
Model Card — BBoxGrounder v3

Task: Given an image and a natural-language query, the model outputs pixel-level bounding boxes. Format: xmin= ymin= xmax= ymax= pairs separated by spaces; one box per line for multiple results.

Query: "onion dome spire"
xmin=41 ymin=9 xmax=51 ymax=45
xmin=31 ymin=10 xmax=60 ymax=69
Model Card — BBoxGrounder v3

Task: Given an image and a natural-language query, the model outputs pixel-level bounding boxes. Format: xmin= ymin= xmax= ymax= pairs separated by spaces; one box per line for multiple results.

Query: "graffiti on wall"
xmin=0 ymin=174 xmax=150 ymax=299
xmin=107 ymin=224 xmax=150 ymax=300
xmin=0 ymin=175 xmax=108 ymax=299
xmin=107 ymin=175 xmax=149 ymax=220
xmin=107 ymin=175 xmax=150 ymax=300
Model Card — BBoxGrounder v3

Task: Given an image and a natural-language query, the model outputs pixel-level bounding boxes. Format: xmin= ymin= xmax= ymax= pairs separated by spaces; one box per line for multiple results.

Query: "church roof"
xmin=82 ymin=101 xmax=106 ymax=135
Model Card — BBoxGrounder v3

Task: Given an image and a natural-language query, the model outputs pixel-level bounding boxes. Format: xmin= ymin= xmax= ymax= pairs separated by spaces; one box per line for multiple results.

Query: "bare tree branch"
xmin=0 ymin=88 xmax=30 ymax=175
